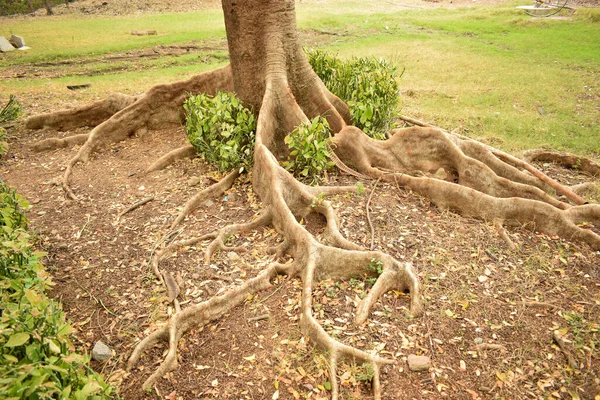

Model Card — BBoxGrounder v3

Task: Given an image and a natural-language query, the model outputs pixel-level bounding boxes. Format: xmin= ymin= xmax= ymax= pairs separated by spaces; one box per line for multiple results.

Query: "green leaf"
xmin=6 ymin=332 xmax=30 ymax=347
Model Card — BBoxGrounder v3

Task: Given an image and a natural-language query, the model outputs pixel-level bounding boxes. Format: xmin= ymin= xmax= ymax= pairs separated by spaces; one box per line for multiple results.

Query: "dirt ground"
xmin=1 ymin=1 xmax=600 ymax=399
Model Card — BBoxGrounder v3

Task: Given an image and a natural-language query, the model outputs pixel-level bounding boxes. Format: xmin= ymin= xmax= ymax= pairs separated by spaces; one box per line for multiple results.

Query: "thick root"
xmin=146 ymin=144 xmax=196 ymax=173
xmin=26 ymin=93 xmax=138 ymax=131
xmin=36 ymin=66 xmax=233 ymax=199
xmin=523 ymin=149 xmax=600 ymax=177
xmin=332 ymin=126 xmax=600 ymax=250
xmin=170 ymin=169 xmax=241 ymax=229
xmin=31 ymin=133 xmax=89 ymax=152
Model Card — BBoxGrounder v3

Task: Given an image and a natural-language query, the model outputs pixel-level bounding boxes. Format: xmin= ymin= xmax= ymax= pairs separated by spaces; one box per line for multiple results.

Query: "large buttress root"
xmin=332 ymin=126 xmax=600 ymax=249
xmin=28 ymin=66 xmax=233 ymax=199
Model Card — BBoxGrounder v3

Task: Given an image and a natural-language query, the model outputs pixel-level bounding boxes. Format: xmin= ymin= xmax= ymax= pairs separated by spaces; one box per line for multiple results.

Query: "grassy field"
xmin=1 ymin=0 xmax=599 ymax=154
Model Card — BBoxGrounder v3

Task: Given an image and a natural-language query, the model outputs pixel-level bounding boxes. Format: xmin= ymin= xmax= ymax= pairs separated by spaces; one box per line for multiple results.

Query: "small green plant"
xmin=357 ymin=363 xmax=375 ymax=382
xmin=283 ymin=116 xmax=334 ymax=184
xmin=184 ymin=92 xmax=256 ymax=172
xmin=355 ymin=182 xmax=365 ymax=195
xmin=0 ymin=181 xmax=112 ymax=399
xmin=368 ymin=258 xmax=384 ymax=276
xmin=307 ymin=49 xmax=400 ymax=140
xmin=0 ymin=95 xmax=21 ymax=124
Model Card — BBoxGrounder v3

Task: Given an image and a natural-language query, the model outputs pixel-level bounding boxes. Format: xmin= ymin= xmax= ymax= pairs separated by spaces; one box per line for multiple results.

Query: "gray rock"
xmin=92 ymin=341 xmax=112 ymax=361
xmin=9 ymin=35 xmax=25 ymax=48
xmin=203 ymin=199 xmax=215 ymax=207
xmin=407 ymin=354 xmax=431 ymax=372
xmin=0 ymin=37 xmax=15 ymax=52
xmin=474 ymin=337 xmax=483 ymax=345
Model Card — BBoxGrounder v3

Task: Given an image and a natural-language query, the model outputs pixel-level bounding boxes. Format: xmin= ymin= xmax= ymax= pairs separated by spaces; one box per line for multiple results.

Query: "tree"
xmin=25 ymin=0 xmax=600 ymax=398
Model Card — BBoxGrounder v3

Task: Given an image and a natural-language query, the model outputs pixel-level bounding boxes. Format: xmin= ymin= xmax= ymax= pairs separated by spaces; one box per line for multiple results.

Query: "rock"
xmin=188 ymin=176 xmax=202 ymax=186
xmin=92 ymin=341 xmax=112 ymax=361
xmin=9 ymin=35 xmax=25 ymax=48
xmin=203 ymin=199 xmax=215 ymax=207
xmin=407 ymin=354 xmax=431 ymax=372
xmin=0 ymin=37 xmax=15 ymax=52
xmin=474 ymin=337 xmax=483 ymax=344
xmin=227 ymin=251 xmax=240 ymax=261
xmin=433 ymin=168 xmax=448 ymax=181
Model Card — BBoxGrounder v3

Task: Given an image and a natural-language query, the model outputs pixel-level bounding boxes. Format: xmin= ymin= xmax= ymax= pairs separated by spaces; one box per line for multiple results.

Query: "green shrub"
xmin=0 ymin=182 xmax=113 ymax=399
xmin=184 ymin=92 xmax=256 ymax=173
xmin=307 ymin=49 xmax=401 ymax=140
xmin=283 ymin=116 xmax=334 ymax=184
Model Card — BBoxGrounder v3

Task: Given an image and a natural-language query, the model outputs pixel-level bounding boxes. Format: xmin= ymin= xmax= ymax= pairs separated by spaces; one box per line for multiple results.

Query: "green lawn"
xmin=1 ymin=1 xmax=599 ymax=154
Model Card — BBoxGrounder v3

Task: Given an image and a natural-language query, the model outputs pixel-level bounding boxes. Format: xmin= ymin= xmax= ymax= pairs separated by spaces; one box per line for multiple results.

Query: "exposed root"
xmin=493 ymin=220 xmax=516 ymax=250
xmin=31 ymin=133 xmax=89 ymax=152
xmin=127 ymin=263 xmax=280 ymax=390
xmin=524 ymin=149 xmax=600 ymax=177
xmin=332 ymin=126 xmax=600 ymax=250
xmin=146 ymin=144 xmax=196 ymax=173
xmin=26 ymin=93 xmax=139 ymax=131
xmin=32 ymin=66 xmax=233 ymax=199
xmin=170 ymin=169 xmax=240 ymax=229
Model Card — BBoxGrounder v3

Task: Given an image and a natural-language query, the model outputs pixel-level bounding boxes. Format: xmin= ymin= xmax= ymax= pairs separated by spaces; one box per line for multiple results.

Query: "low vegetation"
xmin=0 ymin=182 xmax=112 ymax=399
xmin=184 ymin=91 xmax=256 ymax=172
xmin=307 ymin=49 xmax=400 ymax=140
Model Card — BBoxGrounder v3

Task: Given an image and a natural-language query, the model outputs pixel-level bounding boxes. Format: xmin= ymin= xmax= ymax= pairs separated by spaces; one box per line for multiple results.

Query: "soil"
xmin=1 ymin=1 xmax=599 ymax=399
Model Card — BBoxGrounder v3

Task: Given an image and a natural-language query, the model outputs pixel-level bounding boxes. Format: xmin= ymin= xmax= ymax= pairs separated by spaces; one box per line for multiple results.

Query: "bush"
xmin=307 ymin=49 xmax=401 ymax=140
xmin=283 ymin=116 xmax=334 ymax=184
xmin=184 ymin=92 xmax=256 ymax=173
xmin=0 ymin=182 xmax=113 ymax=399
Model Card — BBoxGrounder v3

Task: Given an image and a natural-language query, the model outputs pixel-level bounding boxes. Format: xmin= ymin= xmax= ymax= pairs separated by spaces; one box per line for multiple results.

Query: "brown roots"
xmin=28 ymin=62 xmax=599 ymax=398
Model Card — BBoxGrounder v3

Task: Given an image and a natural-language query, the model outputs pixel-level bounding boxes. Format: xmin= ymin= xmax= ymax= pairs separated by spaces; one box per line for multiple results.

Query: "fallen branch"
xmin=553 ymin=331 xmax=579 ymax=369
xmin=115 ymin=196 xmax=154 ymax=223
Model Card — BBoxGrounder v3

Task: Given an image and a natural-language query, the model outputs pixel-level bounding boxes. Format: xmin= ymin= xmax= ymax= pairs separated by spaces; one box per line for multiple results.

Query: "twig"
xmin=115 ymin=196 xmax=154 ymax=223
xmin=259 ymin=283 xmax=285 ymax=304
xmin=366 ymin=178 xmax=381 ymax=251
xmin=75 ymin=215 xmax=92 ymax=239
xmin=247 ymin=314 xmax=270 ymax=323
xmin=75 ymin=282 xmax=117 ymax=317
xmin=493 ymin=220 xmax=516 ymax=250
xmin=553 ymin=331 xmax=579 ymax=369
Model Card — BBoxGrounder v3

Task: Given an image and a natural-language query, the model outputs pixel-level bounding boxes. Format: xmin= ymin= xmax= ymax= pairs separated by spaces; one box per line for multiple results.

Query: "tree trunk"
xmin=44 ymin=0 xmax=54 ymax=15
xmin=222 ymin=0 xmax=348 ymax=156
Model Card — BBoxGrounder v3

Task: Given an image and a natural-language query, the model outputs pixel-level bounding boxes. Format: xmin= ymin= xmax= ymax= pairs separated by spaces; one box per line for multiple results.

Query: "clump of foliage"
xmin=283 ymin=116 xmax=334 ymax=184
xmin=0 ymin=128 xmax=8 ymax=156
xmin=1 ymin=95 xmax=21 ymax=124
xmin=184 ymin=92 xmax=256 ymax=172
xmin=307 ymin=49 xmax=401 ymax=140
xmin=0 ymin=181 xmax=112 ymax=399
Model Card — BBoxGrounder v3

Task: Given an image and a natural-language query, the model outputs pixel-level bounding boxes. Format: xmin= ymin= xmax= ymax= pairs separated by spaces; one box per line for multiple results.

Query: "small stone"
xmin=433 ymin=168 xmax=448 ymax=181
xmin=203 ymin=199 xmax=214 ymax=207
xmin=474 ymin=337 xmax=483 ymax=344
xmin=227 ymin=251 xmax=240 ymax=261
xmin=407 ymin=354 xmax=431 ymax=372
xmin=9 ymin=35 xmax=25 ymax=48
xmin=0 ymin=36 xmax=15 ymax=52
xmin=188 ymin=176 xmax=202 ymax=186
xmin=478 ymin=275 xmax=488 ymax=283
xmin=92 ymin=341 xmax=112 ymax=361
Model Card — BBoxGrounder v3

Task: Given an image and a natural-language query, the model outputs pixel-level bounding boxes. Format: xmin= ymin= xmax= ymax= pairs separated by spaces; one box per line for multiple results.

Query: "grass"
xmin=1 ymin=1 xmax=599 ymax=155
